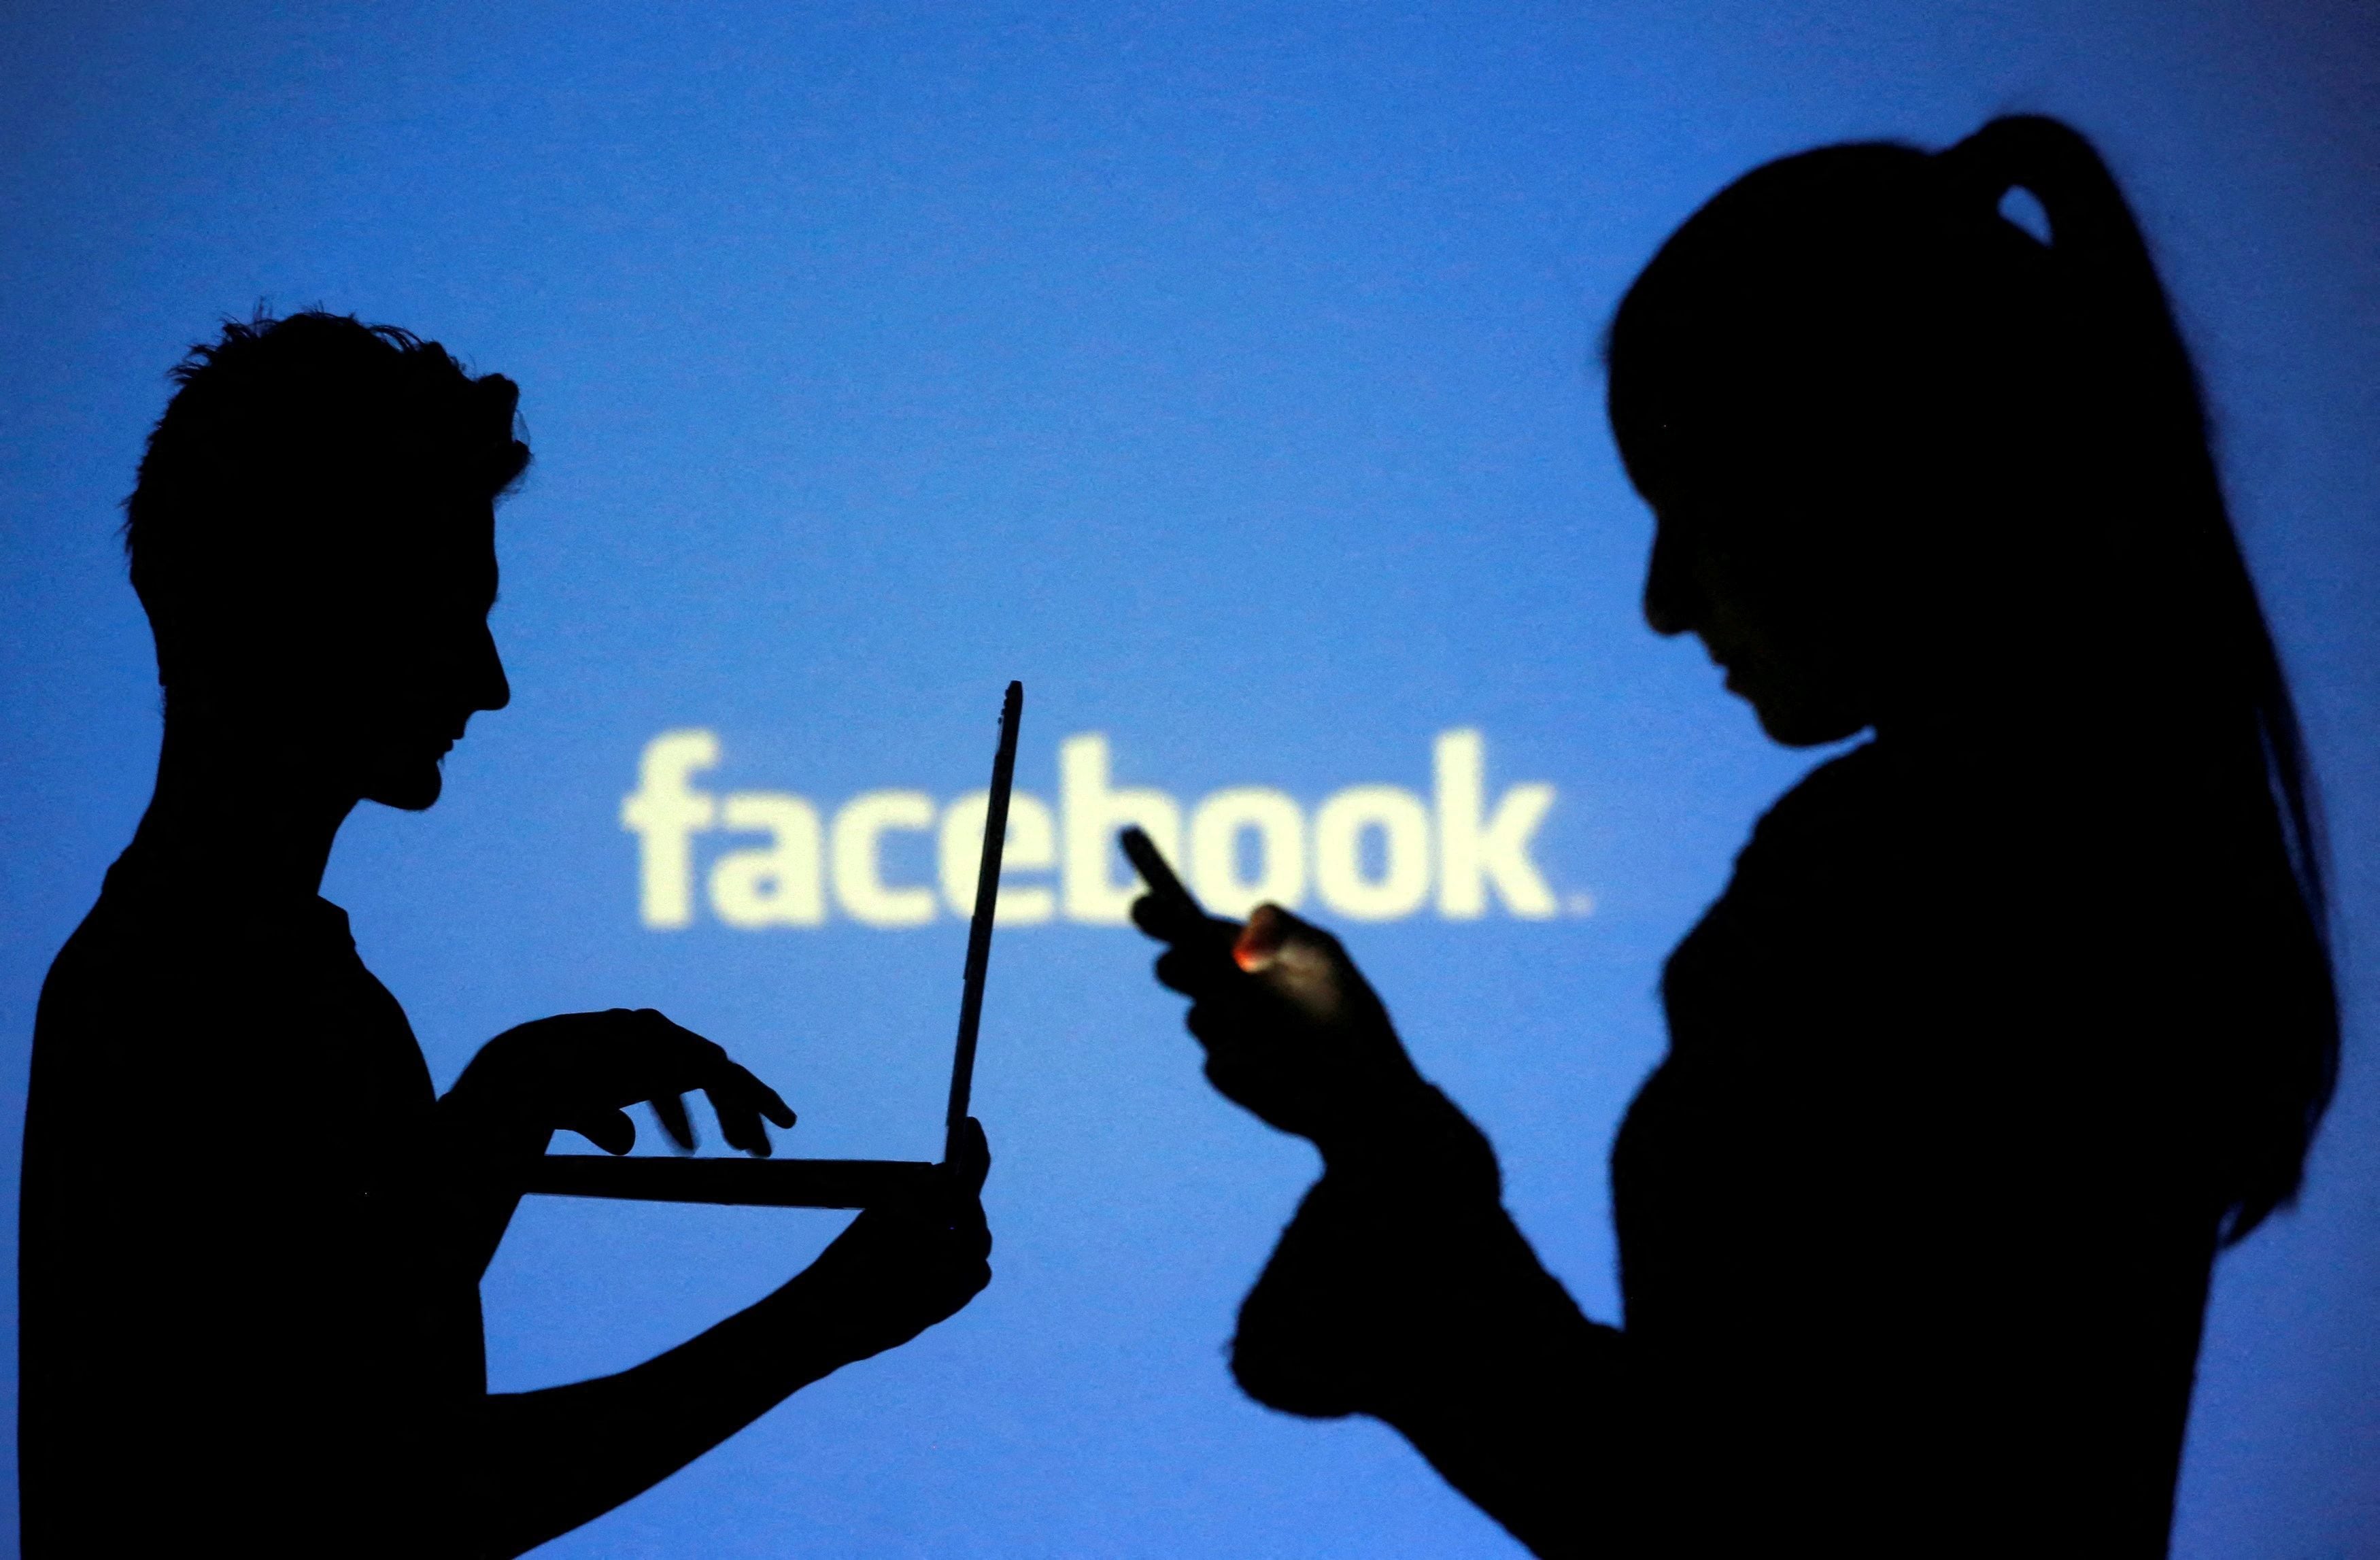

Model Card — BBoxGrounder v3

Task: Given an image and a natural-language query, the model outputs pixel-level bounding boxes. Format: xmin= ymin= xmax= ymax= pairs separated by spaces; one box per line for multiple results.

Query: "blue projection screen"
xmin=3 ymin=3 xmax=2377 ymax=1556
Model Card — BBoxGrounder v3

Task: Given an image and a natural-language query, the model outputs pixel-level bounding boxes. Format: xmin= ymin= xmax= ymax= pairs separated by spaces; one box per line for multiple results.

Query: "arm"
xmin=1136 ymin=900 xmax=1639 ymax=1557
xmin=1234 ymin=1085 xmax=1636 ymax=1559
xmin=432 ymin=1011 xmax=991 ymax=1555
xmin=475 ymin=1127 xmax=991 ymax=1557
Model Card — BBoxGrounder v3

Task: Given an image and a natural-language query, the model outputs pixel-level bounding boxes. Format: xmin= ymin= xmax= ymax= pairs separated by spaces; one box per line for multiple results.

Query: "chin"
xmin=1750 ymin=698 xmax=1870 ymax=749
xmin=364 ymin=761 xmax=447 ymax=812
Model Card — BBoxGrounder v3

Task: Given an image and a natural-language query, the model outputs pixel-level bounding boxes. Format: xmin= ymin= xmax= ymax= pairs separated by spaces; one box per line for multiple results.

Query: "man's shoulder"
xmin=29 ymin=866 xmax=385 ymax=1184
xmin=43 ymin=867 xmax=215 ymax=993
xmin=37 ymin=885 xmax=149 ymax=1021
xmin=36 ymin=879 xmax=196 ymax=1076
xmin=34 ymin=862 xmax=340 ymax=1057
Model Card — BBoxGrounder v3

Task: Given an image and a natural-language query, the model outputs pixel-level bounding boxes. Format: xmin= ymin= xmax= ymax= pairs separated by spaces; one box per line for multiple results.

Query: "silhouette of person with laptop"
xmin=20 ymin=311 xmax=992 ymax=1557
xmin=1138 ymin=115 xmax=2336 ymax=1556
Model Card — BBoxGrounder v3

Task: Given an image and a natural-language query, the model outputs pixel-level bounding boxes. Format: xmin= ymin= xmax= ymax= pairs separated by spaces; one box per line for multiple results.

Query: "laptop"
xmin=524 ymin=681 xmax=1022 ymax=1210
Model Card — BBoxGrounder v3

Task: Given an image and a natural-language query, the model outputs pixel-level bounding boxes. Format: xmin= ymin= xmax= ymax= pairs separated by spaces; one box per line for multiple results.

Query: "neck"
xmin=131 ymin=703 xmax=357 ymax=900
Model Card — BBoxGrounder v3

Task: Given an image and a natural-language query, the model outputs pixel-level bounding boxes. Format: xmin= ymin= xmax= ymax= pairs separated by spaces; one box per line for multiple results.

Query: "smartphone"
xmin=1119 ymin=826 xmax=1206 ymax=928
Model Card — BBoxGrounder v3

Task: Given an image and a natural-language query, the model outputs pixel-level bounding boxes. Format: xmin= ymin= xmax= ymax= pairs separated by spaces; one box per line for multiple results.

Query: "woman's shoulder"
xmin=1707 ymin=737 xmax=2047 ymax=953
xmin=1738 ymin=736 xmax=2042 ymax=878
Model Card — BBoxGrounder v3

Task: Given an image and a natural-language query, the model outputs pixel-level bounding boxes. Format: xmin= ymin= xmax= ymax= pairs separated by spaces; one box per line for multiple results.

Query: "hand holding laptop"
xmin=797 ymin=1115 xmax=993 ymax=1361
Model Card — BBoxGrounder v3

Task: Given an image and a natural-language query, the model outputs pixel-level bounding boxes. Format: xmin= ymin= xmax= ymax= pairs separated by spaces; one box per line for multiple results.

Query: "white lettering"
xmin=621 ymin=730 xmax=719 ymax=929
xmin=1061 ymin=734 xmax=1180 ymax=926
xmin=1314 ymin=784 xmax=1431 ymax=920
xmin=940 ymin=790 xmax=1057 ymax=925
xmin=709 ymin=792 xmax=826 ymax=927
xmin=626 ymin=726 xmax=1572 ymax=931
xmin=1189 ymin=787 xmax=1306 ymax=918
xmin=832 ymin=791 xmax=938 ymax=928
xmin=1434 ymin=729 xmax=1557 ymax=920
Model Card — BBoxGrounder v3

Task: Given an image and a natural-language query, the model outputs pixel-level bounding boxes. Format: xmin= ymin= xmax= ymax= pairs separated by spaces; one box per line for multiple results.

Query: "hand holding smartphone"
xmin=1123 ymin=825 xmax=1451 ymax=1160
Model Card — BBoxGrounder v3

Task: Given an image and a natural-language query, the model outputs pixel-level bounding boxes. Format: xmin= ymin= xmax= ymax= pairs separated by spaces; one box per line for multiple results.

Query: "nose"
xmin=1642 ymin=516 xmax=1698 ymax=638
xmin=472 ymin=619 xmax=511 ymax=713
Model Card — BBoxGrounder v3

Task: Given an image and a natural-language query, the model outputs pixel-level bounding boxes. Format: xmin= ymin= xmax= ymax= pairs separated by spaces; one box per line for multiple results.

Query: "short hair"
xmin=123 ymin=310 xmax=531 ymax=690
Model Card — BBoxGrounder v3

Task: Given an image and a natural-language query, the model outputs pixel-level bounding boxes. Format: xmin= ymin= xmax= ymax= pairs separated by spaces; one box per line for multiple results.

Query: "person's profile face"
xmin=1639 ymin=482 xmax=1877 ymax=749
xmin=311 ymin=497 xmax=511 ymax=811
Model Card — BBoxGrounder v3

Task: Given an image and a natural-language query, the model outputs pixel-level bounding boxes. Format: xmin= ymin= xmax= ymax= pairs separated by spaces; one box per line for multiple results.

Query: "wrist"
xmin=767 ymin=1261 xmax=917 ymax=1369
xmin=1314 ymin=1079 xmax=1500 ymax=1201
xmin=437 ymin=1085 xmax=553 ymax=1166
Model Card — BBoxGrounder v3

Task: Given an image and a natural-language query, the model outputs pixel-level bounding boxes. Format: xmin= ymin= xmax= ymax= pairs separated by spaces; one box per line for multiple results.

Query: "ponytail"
xmin=1941 ymin=116 xmax=2336 ymax=1242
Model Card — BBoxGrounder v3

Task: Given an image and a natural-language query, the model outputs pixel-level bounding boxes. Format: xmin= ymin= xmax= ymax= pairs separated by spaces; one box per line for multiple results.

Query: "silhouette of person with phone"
xmin=20 ymin=311 xmax=993 ymax=1558
xmin=1136 ymin=116 xmax=2336 ymax=1556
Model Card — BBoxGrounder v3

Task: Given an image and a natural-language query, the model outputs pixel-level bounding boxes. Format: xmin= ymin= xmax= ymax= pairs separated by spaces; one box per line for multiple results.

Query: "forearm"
xmin=1263 ymin=1089 xmax=1637 ymax=1558
xmin=474 ymin=1266 xmax=870 ymax=1557
xmin=1363 ymin=1217 xmax=1633 ymax=1560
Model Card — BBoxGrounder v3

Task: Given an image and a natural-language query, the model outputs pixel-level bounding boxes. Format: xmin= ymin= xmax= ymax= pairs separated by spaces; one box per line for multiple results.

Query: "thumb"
xmin=950 ymin=1116 xmax=992 ymax=1195
xmin=1231 ymin=905 xmax=1365 ymax=1026
xmin=564 ymin=1108 xmax=639 ymax=1155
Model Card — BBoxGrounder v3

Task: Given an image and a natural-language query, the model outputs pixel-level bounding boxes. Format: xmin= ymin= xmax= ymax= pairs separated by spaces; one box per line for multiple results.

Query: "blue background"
xmin=4 ymin=3 xmax=2377 ymax=1555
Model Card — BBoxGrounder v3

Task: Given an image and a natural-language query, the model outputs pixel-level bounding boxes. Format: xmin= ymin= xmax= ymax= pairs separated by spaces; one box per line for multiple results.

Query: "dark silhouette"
xmin=1136 ymin=116 xmax=2336 ymax=1556
xmin=20 ymin=311 xmax=993 ymax=1557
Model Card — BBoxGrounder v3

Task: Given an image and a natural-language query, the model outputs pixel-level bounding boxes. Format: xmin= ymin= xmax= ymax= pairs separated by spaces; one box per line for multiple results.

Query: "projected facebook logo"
xmin=622 ymin=730 xmax=1580 ymax=930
